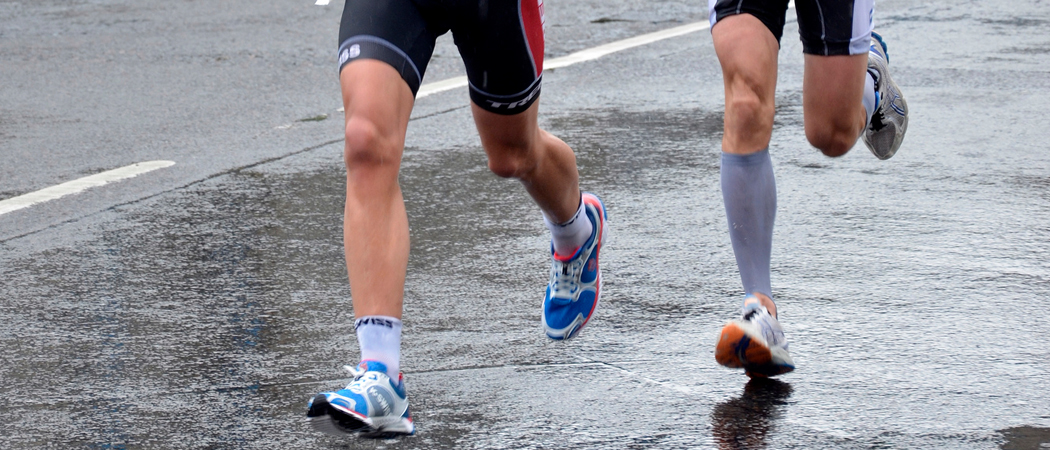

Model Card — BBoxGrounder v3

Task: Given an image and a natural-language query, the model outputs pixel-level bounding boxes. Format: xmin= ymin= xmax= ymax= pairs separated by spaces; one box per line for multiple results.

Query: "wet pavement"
xmin=2 ymin=0 xmax=1050 ymax=448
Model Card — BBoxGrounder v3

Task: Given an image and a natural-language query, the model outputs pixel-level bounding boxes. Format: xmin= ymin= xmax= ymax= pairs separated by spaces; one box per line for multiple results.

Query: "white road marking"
xmin=411 ymin=0 xmax=795 ymax=98
xmin=416 ymin=75 xmax=468 ymax=100
xmin=416 ymin=20 xmax=712 ymax=100
xmin=0 ymin=161 xmax=176 ymax=216
xmin=546 ymin=21 xmax=711 ymax=70
xmin=334 ymin=19 xmax=713 ymax=112
xmin=7 ymin=10 xmax=796 ymax=213
xmin=314 ymin=0 xmax=330 ymax=5
xmin=331 ymin=4 xmax=798 ymax=111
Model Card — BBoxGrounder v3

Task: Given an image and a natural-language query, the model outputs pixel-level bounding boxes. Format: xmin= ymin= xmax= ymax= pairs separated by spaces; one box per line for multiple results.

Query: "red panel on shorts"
xmin=520 ymin=0 xmax=545 ymax=75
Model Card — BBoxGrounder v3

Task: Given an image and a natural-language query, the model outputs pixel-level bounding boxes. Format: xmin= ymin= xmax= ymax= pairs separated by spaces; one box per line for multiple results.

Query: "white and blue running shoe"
xmin=542 ymin=192 xmax=608 ymax=340
xmin=863 ymin=31 xmax=909 ymax=160
xmin=715 ymin=298 xmax=795 ymax=377
xmin=306 ymin=361 xmax=415 ymax=437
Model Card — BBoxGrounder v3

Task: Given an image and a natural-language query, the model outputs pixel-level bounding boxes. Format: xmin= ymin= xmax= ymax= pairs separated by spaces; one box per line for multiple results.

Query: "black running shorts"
xmin=708 ymin=0 xmax=874 ymax=56
xmin=338 ymin=0 xmax=545 ymax=115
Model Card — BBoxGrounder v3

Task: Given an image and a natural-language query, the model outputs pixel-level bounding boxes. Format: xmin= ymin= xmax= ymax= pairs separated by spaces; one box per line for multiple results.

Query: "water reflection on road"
xmin=711 ymin=378 xmax=793 ymax=450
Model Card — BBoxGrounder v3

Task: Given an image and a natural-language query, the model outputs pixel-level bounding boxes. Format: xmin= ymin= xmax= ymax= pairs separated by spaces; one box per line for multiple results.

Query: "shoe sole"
xmin=715 ymin=321 xmax=795 ymax=377
xmin=308 ymin=395 xmax=415 ymax=437
xmin=544 ymin=192 xmax=608 ymax=340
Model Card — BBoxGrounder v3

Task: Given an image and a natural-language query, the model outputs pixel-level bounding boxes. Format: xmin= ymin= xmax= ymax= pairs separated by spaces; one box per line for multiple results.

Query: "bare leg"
xmin=340 ymin=60 xmax=415 ymax=319
xmin=471 ymin=100 xmax=581 ymax=223
xmin=472 ymin=98 xmax=607 ymax=341
xmin=308 ymin=59 xmax=416 ymax=432
xmin=713 ymin=14 xmax=779 ymax=156
xmin=803 ymin=53 xmax=869 ymax=157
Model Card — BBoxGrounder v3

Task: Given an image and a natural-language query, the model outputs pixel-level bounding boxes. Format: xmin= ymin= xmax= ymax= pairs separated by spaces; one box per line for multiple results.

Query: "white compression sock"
xmin=355 ymin=315 xmax=402 ymax=379
xmin=721 ymin=150 xmax=776 ymax=299
xmin=544 ymin=196 xmax=593 ymax=257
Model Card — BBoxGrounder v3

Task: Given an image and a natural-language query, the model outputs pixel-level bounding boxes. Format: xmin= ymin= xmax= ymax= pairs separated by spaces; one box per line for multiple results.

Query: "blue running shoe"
xmin=542 ymin=192 xmax=608 ymax=340
xmin=715 ymin=297 xmax=795 ymax=377
xmin=306 ymin=361 xmax=415 ymax=437
xmin=863 ymin=31 xmax=909 ymax=160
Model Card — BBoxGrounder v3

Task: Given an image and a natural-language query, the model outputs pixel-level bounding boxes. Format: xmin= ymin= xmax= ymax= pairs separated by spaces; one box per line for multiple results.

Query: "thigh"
xmin=708 ymin=0 xmax=791 ymax=44
xmin=794 ymin=0 xmax=874 ymax=56
xmin=338 ymin=0 xmax=444 ymax=96
xmin=451 ymin=0 xmax=545 ymax=115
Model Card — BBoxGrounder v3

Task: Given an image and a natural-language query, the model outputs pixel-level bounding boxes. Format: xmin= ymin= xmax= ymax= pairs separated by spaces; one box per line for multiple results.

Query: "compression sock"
xmin=355 ymin=315 xmax=402 ymax=379
xmin=721 ymin=149 xmax=776 ymax=300
xmin=862 ymin=70 xmax=878 ymax=128
xmin=544 ymin=195 xmax=593 ymax=256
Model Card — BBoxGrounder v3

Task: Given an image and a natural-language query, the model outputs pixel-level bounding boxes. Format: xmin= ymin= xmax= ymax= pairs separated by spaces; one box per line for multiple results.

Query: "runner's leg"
xmin=714 ymin=15 xmax=779 ymax=157
xmin=340 ymin=59 xmax=414 ymax=369
xmin=340 ymin=60 xmax=414 ymax=319
xmin=711 ymin=15 xmax=795 ymax=375
xmin=712 ymin=13 xmax=780 ymax=315
xmin=796 ymin=0 xmax=876 ymax=157
xmin=306 ymin=56 xmax=419 ymax=440
xmin=472 ymin=101 xmax=581 ymax=223
xmin=802 ymin=54 xmax=869 ymax=156
xmin=473 ymin=100 xmax=606 ymax=341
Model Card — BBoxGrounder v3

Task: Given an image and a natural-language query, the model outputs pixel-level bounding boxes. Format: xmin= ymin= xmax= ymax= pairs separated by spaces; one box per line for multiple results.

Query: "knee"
xmin=342 ymin=116 xmax=402 ymax=196
xmin=725 ymin=93 xmax=773 ymax=137
xmin=805 ymin=126 xmax=855 ymax=157
xmin=343 ymin=116 xmax=399 ymax=171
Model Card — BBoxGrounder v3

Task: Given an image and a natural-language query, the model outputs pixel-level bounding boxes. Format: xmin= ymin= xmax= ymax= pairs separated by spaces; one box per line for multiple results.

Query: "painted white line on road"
xmin=546 ymin=20 xmax=710 ymax=70
xmin=332 ymin=19 xmax=714 ymax=112
xmin=416 ymin=75 xmax=469 ymax=100
xmin=331 ymin=3 xmax=799 ymax=112
xmin=0 ymin=160 xmax=176 ymax=216
xmin=415 ymin=20 xmax=712 ymax=100
xmin=413 ymin=0 xmax=797 ymax=98
xmin=314 ymin=0 xmax=330 ymax=5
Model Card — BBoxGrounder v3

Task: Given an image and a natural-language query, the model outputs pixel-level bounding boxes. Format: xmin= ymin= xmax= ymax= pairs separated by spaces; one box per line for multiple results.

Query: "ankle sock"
xmin=544 ymin=196 xmax=592 ymax=256
xmin=355 ymin=315 xmax=402 ymax=379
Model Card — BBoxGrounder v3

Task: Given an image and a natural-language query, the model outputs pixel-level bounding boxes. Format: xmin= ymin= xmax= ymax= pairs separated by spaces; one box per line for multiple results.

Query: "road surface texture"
xmin=2 ymin=0 xmax=1049 ymax=448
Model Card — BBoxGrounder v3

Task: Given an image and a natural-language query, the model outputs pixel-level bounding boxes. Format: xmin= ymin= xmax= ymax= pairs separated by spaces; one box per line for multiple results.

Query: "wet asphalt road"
xmin=3 ymin=0 xmax=1050 ymax=448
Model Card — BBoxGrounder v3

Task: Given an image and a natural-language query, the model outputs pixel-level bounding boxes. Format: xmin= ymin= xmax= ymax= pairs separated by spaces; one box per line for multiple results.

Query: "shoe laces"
xmin=549 ymin=255 xmax=585 ymax=305
xmin=342 ymin=364 xmax=367 ymax=381
xmin=742 ymin=308 xmax=760 ymax=322
xmin=870 ymin=109 xmax=887 ymax=131
xmin=743 ymin=307 xmax=786 ymax=348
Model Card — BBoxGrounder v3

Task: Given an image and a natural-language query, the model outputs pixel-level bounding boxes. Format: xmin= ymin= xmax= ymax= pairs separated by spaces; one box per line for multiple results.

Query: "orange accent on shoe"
xmin=714 ymin=322 xmax=773 ymax=369
xmin=715 ymin=323 xmax=746 ymax=368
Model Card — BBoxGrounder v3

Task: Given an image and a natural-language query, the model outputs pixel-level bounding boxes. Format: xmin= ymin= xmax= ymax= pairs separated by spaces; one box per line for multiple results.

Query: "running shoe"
xmin=863 ymin=31 xmax=909 ymax=160
xmin=715 ymin=297 xmax=795 ymax=377
xmin=306 ymin=361 xmax=415 ymax=437
xmin=542 ymin=192 xmax=608 ymax=340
